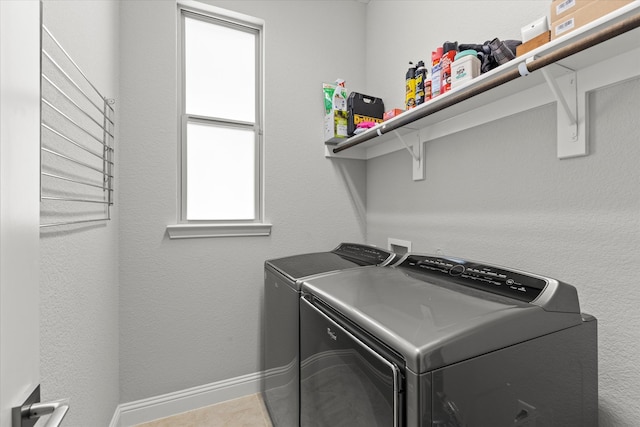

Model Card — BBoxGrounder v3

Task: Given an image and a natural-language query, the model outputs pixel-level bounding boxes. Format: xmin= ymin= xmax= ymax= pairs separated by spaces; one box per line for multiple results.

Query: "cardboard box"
xmin=551 ymin=0 xmax=634 ymax=39
xmin=550 ymin=0 xmax=597 ymax=22
xmin=516 ymin=31 xmax=551 ymax=56
xmin=324 ymin=110 xmax=348 ymax=144
xmin=383 ymin=109 xmax=404 ymax=121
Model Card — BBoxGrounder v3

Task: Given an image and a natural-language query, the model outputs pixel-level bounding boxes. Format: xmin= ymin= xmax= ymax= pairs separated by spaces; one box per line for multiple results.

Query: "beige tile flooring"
xmin=134 ymin=394 xmax=273 ymax=427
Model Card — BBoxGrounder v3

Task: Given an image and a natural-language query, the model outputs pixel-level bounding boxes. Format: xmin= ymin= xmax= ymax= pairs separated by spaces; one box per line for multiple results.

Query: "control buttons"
xmin=449 ymin=265 xmax=465 ymax=276
xmin=400 ymin=255 xmax=545 ymax=302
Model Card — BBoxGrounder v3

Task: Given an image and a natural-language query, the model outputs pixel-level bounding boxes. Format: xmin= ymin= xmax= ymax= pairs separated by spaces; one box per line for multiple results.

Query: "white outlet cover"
xmin=388 ymin=238 xmax=412 ymax=254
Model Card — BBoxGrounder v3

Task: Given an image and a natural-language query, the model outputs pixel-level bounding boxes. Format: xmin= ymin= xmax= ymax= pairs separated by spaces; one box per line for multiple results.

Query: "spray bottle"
xmin=405 ymin=62 xmax=416 ymax=109
xmin=333 ymin=78 xmax=347 ymax=111
xmin=414 ymin=61 xmax=428 ymax=106
xmin=431 ymin=48 xmax=443 ymax=98
xmin=440 ymin=41 xmax=458 ymax=94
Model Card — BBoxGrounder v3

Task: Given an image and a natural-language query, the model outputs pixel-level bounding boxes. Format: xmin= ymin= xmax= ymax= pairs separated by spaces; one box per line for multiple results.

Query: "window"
xmin=169 ymin=2 xmax=269 ymax=239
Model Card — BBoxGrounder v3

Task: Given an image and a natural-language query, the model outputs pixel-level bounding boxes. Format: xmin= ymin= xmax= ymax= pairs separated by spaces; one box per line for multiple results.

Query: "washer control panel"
xmin=399 ymin=254 xmax=547 ymax=303
xmin=334 ymin=243 xmax=396 ymax=266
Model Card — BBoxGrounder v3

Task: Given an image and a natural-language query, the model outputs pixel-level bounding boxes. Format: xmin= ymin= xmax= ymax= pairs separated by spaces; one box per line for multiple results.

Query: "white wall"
xmin=118 ymin=0 xmax=368 ymax=402
xmin=39 ymin=1 xmax=120 ymax=426
xmin=365 ymin=2 xmax=640 ymax=426
xmin=35 ymin=1 xmax=640 ymax=425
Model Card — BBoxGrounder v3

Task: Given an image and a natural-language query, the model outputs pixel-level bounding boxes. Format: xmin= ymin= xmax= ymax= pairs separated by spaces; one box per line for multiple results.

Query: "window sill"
xmin=166 ymin=223 xmax=272 ymax=239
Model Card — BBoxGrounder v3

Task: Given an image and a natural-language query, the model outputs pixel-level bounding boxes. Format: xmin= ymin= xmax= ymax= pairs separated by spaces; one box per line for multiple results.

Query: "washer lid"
xmin=302 ymin=266 xmax=583 ymax=374
xmin=266 ymin=243 xmax=395 ymax=282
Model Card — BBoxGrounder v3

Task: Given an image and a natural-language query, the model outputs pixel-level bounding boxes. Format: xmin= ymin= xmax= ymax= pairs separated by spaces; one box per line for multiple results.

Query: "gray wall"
xmin=364 ymin=2 xmax=640 ymax=426
xmin=118 ymin=0 xmax=368 ymax=402
xmin=39 ymin=1 xmax=120 ymax=426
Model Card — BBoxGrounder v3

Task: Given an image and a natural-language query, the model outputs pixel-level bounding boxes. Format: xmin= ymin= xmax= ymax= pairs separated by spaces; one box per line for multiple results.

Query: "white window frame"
xmin=168 ymin=1 xmax=270 ymax=239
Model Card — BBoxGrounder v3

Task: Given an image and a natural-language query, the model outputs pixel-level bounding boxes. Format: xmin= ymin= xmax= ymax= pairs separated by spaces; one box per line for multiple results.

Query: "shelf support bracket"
xmin=541 ymin=66 xmax=577 ymax=135
xmin=540 ymin=64 xmax=587 ymax=159
xmin=393 ymin=130 xmax=425 ymax=181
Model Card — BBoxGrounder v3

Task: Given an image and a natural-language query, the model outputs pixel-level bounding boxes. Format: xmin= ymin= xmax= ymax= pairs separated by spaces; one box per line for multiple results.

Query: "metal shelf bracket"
xmin=540 ymin=64 xmax=587 ymax=159
xmin=393 ymin=130 xmax=425 ymax=181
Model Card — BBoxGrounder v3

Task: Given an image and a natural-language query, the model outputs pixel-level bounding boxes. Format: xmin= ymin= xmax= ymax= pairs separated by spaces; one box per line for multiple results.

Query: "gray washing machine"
xmin=300 ymin=253 xmax=598 ymax=427
xmin=262 ymin=243 xmax=397 ymax=427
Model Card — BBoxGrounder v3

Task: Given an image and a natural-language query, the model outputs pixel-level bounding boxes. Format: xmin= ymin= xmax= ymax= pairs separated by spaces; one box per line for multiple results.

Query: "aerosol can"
xmin=431 ymin=48 xmax=443 ymax=98
xmin=441 ymin=41 xmax=458 ymax=94
xmin=415 ymin=61 xmax=428 ymax=106
xmin=405 ymin=62 xmax=416 ymax=109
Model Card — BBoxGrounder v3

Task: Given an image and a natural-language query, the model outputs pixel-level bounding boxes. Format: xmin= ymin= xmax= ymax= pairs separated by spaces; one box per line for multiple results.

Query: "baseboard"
xmin=110 ymin=371 xmax=262 ymax=427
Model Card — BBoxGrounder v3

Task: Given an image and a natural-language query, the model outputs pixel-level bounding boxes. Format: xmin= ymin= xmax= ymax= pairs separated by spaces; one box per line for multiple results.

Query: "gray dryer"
xmin=262 ymin=243 xmax=397 ymax=427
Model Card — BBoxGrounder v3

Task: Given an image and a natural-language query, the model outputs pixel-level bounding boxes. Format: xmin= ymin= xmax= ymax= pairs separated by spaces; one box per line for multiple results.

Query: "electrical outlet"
xmin=388 ymin=238 xmax=411 ymax=255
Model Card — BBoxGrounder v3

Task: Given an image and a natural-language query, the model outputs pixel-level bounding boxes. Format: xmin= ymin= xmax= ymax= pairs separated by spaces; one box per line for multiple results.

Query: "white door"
xmin=1 ymin=0 xmax=43 ymax=426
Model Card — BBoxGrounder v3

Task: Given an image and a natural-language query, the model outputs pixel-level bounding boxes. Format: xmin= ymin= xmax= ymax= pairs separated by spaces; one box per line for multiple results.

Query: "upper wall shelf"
xmin=326 ymin=2 xmax=640 ymax=169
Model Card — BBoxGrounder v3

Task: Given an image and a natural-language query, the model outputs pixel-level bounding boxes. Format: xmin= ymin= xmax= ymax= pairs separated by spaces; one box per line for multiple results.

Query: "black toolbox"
xmin=347 ymin=92 xmax=385 ymax=136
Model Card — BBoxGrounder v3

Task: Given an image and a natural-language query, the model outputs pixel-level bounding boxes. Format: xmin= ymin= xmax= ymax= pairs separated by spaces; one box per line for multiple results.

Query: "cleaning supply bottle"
xmin=440 ymin=41 xmax=458 ymax=94
xmin=431 ymin=48 xmax=443 ymax=98
xmin=414 ymin=61 xmax=428 ymax=106
xmin=333 ymin=78 xmax=347 ymax=111
xmin=405 ymin=62 xmax=416 ymax=109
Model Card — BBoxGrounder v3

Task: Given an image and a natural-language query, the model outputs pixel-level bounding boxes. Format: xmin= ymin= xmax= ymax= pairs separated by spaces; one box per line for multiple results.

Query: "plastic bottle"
xmin=414 ymin=61 xmax=428 ymax=106
xmin=431 ymin=48 xmax=443 ymax=98
xmin=405 ymin=62 xmax=416 ymax=109
xmin=333 ymin=78 xmax=347 ymax=111
xmin=440 ymin=41 xmax=458 ymax=94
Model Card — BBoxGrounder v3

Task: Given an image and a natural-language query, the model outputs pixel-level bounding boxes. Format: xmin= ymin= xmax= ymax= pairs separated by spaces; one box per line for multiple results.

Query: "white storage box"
xmin=451 ymin=50 xmax=481 ymax=90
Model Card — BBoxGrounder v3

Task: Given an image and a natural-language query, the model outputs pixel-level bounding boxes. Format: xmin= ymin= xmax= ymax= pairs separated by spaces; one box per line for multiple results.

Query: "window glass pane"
xmin=186 ymin=122 xmax=255 ymax=220
xmin=184 ymin=16 xmax=256 ymax=122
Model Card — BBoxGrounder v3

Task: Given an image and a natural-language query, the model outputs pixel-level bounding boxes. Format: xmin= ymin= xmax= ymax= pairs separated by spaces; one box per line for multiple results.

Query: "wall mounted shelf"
xmin=325 ymin=2 xmax=640 ymax=181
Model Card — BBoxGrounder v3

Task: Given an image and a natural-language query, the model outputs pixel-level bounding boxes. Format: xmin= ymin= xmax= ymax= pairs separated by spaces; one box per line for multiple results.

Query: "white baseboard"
xmin=109 ymin=371 xmax=262 ymax=427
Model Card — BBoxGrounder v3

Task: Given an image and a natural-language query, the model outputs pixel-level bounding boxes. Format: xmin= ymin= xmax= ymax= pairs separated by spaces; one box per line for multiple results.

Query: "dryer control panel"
xmin=333 ymin=243 xmax=397 ymax=266
xmin=399 ymin=254 xmax=548 ymax=303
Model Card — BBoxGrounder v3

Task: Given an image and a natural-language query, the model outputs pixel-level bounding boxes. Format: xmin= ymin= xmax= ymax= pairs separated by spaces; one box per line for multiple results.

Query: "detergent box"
xmin=323 ymin=82 xmax=349 ymax=144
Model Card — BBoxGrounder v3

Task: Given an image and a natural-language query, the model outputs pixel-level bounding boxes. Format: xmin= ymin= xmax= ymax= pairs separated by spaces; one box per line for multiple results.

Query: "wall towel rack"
xmin=40 ymin=24 xmax=115 ymax=228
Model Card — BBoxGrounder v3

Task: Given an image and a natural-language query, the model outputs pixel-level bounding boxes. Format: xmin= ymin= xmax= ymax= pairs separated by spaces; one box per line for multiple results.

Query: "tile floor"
xmin=133 ymin=394 xmax=273 ymax=427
